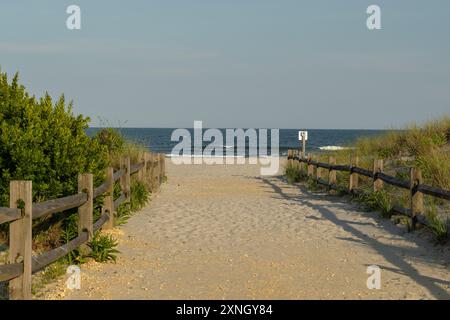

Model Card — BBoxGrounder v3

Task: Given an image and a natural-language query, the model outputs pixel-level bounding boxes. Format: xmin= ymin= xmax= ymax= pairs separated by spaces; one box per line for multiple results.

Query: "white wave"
xmin=318 ymin=146 xmax=352 ymax=151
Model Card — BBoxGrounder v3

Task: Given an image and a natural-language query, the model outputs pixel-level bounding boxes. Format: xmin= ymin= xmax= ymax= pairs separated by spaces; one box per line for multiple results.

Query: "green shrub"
xmin=95 ymin=128 xmax=125 ymax=157
xmin=305 ymin=176 xmax=324 ymax=192
xmin=113 ymin=180 xmax=150 ymax=226
xmin=130 ymin=180 xmax=150 ymax=211
xmin=353 ymin=117 xmax=450 ymax=189
xmin=0 ymin=69 xmax=110 ymax=249
xmin=285 ymin=162 xmax=306 ymax=184
xmin=114 ymin=203 xmax=132 ymax=226
xmin=425 ymin=202 xmax=449 ymax=242
xmin=61 ymin=222 xmax=86 ymax=265
xmin=0 ymin=71 xmax=109 ymax=204
xmin=357 ymin=190 xmax=393 ymax=218
xmin=87 ymin=231 xmax=119 ymax=263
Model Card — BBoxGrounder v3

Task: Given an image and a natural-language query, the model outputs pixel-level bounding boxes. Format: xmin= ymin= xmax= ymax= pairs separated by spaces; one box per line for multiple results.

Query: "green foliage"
xmin=356 ymin=190 xmax=393 ymax=218
xmin=114 ymin=180 xmax=150 ymax=226
xmin=285 ymin=162 xmax=306 ymax=184
xmin=353 ymin=117 xmax=450 ymax=189
xmin=0 ymin=70 xmax=108 ymax=204
xmin=95 ymin=128 xmax=125 ymax=157
xmin=305 ymin=176 xmax=323 ymax=192
xmin=87 ymin=231 xmax=119 ymax=263
xmin=130 ymin=180 xmax=150 ymax=211
xmin=114 ymin=203 xmax=132 ymax=226
xmin=60 ymin=219 xmax=87 ymax=265
xmin=425 ymin=202 xmax=449 ymax=242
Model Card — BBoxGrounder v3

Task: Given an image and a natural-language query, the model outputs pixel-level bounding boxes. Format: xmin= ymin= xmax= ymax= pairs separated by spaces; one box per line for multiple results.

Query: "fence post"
xmin=287 ymin=150 xmax=293 ymax=168
xmin=316 ymin=157 xmax=322 ymax=182
xmin=8 ymin=181 xmax=32 ymax=300
xmin=143 ymin=152 xmax=149 ymax=181
xmin=153 ymin=154 xmax=161 ymax=189
xmin=78 ymin=173 xmax=93 ymax=240
xmin=137 ymin=151 xmax=145 ymax=182
xmin=147 ymin=153 xmax=156 ymax=191
xmin=307 ymin=154 xmax=314 ymax=177
xmin=329 ymin=156 xmax=336 ymax=195
xmin=120 ymin=156 xmax=131 ymax=201
xmin=103 ymin=167 xmax=114 ymax=229
xmin=160 ymin=153 xmax=166 ymax=183
xmin=293 ymin=150 xmax=300 ymax=171
xmin=144 ymin=152 xmax=152 ymax=189
xmin=373 ymin=158 xmax=384 ymax=192
xmin=410 ymin=167 xmax=423 ymax=229
xmin=349 ymin=155 xmax=359 ymax=193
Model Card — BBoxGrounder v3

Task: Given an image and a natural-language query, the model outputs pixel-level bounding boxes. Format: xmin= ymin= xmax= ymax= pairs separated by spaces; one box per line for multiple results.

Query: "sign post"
xmin=298 ymin=131 xmax=308 ymax=159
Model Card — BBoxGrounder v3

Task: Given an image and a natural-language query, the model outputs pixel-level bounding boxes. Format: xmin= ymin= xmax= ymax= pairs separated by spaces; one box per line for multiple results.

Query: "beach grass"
xmin=287 ymin=117 xmax=450 ymax=242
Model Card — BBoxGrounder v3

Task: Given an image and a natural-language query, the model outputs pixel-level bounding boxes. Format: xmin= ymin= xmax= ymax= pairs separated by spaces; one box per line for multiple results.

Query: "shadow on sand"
xmin=255 ymin=174 xmax=450 ymax=299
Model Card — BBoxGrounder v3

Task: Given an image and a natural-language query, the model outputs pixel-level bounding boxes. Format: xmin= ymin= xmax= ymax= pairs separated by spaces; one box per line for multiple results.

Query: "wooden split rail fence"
xmin=0 ymin=152 xmax=166 ymax=299
xmin=287 ymin=150 xmax=450 ymax=232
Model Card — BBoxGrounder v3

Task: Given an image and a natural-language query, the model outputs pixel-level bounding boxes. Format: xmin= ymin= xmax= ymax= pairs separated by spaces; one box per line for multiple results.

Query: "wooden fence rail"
xmin=0 ymin=151 xmax=166 ymax=299
xmin=287 ymin=150 xmax=450 ymax=233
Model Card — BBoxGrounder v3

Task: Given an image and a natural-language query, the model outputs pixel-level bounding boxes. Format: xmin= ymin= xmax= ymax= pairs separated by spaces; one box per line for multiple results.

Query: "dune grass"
xmin=286 ymin=117 xmax=450 ymax=242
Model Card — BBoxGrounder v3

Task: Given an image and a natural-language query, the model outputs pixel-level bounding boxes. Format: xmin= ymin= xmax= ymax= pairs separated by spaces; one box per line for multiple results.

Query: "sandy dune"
xmin=40 ymin=158 xmax=450 ymax=299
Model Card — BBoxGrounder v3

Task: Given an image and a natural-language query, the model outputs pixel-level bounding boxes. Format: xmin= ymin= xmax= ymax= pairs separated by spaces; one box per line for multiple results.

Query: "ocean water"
xmin=86 ymin=128 xmax=387 ymax=157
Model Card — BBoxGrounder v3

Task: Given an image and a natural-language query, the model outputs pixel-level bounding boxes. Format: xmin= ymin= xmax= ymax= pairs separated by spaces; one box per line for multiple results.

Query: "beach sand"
xmin=39 ymin=158 xmax=450 ymax=299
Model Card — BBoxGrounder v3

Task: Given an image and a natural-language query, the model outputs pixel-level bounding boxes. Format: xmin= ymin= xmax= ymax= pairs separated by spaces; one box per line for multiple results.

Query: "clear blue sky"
xmin=1 ymin=0 xmax=449 ymax=129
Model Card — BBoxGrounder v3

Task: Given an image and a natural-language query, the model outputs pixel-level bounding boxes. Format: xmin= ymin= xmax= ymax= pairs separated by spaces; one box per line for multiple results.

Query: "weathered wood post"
xmin=307 ymin=154 xmax=314 ymax=177
xmin=287 ymin=150 xmax=293 ymax=168
xmin=316 ymin=157 xmax=323 ymax=182
xmin=160 ymin=153 xmax=166 ymax=183
xmin=349 ymin=155 xmax=359 ymax=193
xmin=144 ymin=152 xmax=152 ymax=189
xmin=143 ymin=151 xmax=149 ymax=181
xmin=147 ymin=153 xmax=156 ymax=191
xmin=293 ymin=150 xmax=300 ymax=171
xmin=103 ymin=167 xmax=114 ymax=229
xmin=8 ymin=181 xmax=32 ymax=300
xmin=297 ymin=150 xmax=305 ymax=175
xmin=153 ymin=154 xmax=161 ymax=188
xmin=158 ymin=154 xmax=163 ymax=185
xmin=137 ymin=151 xmax=145 ymax=182
xmin=410 ymin=167 xmax=423 ymax=229
xmin=120 ymin=156 xmax=131 ymax=201
xmin=373 ymin=158 xmax=384 ymax=192
xmin=329 ymin=156 xmax=337 ymax=195
xmin=78 ymin=174 xmax=93 ymax=239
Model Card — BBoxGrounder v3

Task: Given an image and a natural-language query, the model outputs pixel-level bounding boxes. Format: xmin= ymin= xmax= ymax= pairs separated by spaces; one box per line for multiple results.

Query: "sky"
xmin=0 ymin=0 xmax=449 ymax=129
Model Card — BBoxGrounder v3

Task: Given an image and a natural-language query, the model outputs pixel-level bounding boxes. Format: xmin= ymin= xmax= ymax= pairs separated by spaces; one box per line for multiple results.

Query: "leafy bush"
xmin=113 ymin=180 xmax=150 ymax=226
xmin=285 ymin=162 xmax=306 ymax=184
xmin=114 ymin=203 xmax=133 ymax=226
xmin=95 ymin=128 xmax=125 ymax=157
xmin=87 ymin=231 xmax=119 ymax=263
xmin=130 ymin=180 xmax=150 ymax=211
xmin=356 ymin=190 xmax=393 ymax=218
xmin=425 ymin=202 xmax=449 ymax=242
xmin=0 ymin=70 xmax=108 ymax=204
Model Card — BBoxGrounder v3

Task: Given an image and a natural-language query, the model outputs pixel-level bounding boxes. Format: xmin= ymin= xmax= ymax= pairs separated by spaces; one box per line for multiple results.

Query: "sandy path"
xmin=40 ymin=159 xmax=450 ymax=299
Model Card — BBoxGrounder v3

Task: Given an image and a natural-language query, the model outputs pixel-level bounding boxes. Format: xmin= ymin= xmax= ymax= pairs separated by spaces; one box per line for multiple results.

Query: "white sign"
xmin=298 ymin=131 xmax=308 ymax=141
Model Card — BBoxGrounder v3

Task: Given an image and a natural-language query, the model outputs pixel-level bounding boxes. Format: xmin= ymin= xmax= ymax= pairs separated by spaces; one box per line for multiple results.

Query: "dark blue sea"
xmin=86 ymin=128 xmax=387 ymax=157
